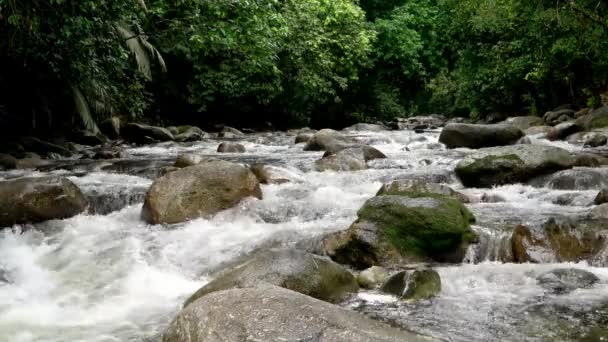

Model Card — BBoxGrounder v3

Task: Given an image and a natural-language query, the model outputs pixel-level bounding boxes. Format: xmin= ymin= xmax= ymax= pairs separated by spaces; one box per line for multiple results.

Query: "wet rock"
xmin=164 ymin=286 xmax=430 ymax=342
xmin=455 ymin=145 xmax=575 ymax=188
xmin=324 ymin=195 xmax=476 ymax=268
xmin=511 ymin=225 xmax=554 ymax=263
xmin=218 ymin=126 xmax=244 ymax=138
xmin=483 ymin=112 xmax=508 ymax=124
xmin=591 ymin=204 xmax=608 ymax=220
xmin=525 ymin=125 xmax=552 ymax=135
xmin=141 ymin=159 xmax=262 ymax=224
xmin=167 ymin=126 xmax=179 ymax=136
xmin=573 ymin=153 xmax=608 ymax=167
xmin=543 ymin=109 xmax=575 ymax=126
xmin=122 ymin=123 xmax=174 ymax=143
xmin=439 ymin=123 xmax=524 ymax=149
xmin=173 ymin=154 xmax=203 ymax=168
xmin=0 ymin=177 xmax=88 ymax=227
xmin=295 ymin=132 xmax=314 ymax=144
xmin=481 ymin=193 xmax=506 ymax=203
xmin=537 ymin=268 xmax=599 ymax=294
xmin=174 ymin=126 xmax=207 ymax=142
xmin=516 ymin=136 xmax=532 ymax=144
xmin=304 ymin=129 xmax=355 ymax=152
xmin=380 ymin=269 xmax=441 ymax=301
xmin=0 ymin=142 xmax=26 ymax=159
xmin=85 ymin=186 xmax=147 ymax=215
xmin=503 ymin=116 xmax=544 ymax=130
xmin=0 ymin=153 xmax=17 ymax=170
xmin=546 ymin=122 xmax=583 ymax=141
xmin=576 ymin=105 xmax=608 ymax=130
xmin=70 ymin=130 xmax=108 ymax=146
xmin=217 ymin=142 xmax=246 ymax=153
xmin=92 ymin=150 xmax=123 ymax=159
xmin=249 ymin=163 xmax=289 ymax=185
xmin=357 ymin=266 xmax=388 ymax=289
xmin=315 ymin=148 xmax=367 ymax=172
xmin=393 ymin=115 xmax=446 ymax=130
xmin=594 ymin=189 xmax=608 ymax=205
xmin=184 ymin=249 xmax=358 ymax=307
xmin=343 ymin=123 xmax=386 ymax=132
xmin=20 ymin=136 xmax=70 ymax=156
xmin=529 ymin=168 xmax=608 ymax=190
xmin=584 ymin=133 xmax=607 ymax=147
xmin=377 ymin=179 xmax=469 ymax=203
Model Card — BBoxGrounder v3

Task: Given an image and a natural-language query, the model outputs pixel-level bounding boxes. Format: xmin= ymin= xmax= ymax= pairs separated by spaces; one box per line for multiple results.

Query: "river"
xmin=0 ymin=128 xmax=606 ymax=341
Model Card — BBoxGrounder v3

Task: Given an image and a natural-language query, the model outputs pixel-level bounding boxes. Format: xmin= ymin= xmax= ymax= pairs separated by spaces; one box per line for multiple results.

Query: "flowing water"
xmin=0 ymin=129 xmax=607 ymax=341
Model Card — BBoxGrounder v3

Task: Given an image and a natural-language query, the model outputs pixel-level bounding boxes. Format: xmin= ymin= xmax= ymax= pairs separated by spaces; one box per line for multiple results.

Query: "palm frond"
xmin=72 ymin=85 xmax=100 ymax=134
xmin=116 ymin=23 xmax=167 ymax=80
xmin=135 ymin=0 xmax=147 ymax=11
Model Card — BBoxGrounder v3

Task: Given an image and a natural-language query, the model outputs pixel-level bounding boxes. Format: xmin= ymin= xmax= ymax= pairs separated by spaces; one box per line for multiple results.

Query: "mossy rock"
xmin=576 ymin=105 xmax=608 ymax=129
xmin=455 ymin=145 xmax=575 ymax=187
xmin=380 ymin=269 xmax=441 ymax=301
xmin=184 ymin=249 xmax=358 ymax=307
xmin=325 ymin=194 xmax=476 ymax=268
xmin=377 ymin=179 xmax=469 ymax=202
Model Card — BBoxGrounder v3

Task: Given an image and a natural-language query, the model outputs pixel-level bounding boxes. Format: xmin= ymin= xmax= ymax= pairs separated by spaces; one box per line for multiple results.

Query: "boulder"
xmin=455 ymin=145 xmax=575 ymax=187
xmin=174 ymin=126 xmax=207 ymax=142
xmin=0 ymin=153 xmax=17 ymax=170
xmin=543 ymin=109 xmax=575 ymax=126
xmin=217 ymin=142 xmax=246 ymax=153
xmin=315 ymin=146 xmax=385 ymax=172
xmin=380 ymin=269 xmax=441 ymax=301
xmin=20 ymin=136 xmax=70 ymax=156
xmin=503 ymin=116 xmax=544 ymax=130
xmin=324 ymin=195 xmax=476 ymax=269
xmin=141 ymin=160 xmax=262 ymax=224
xmin=343 ymin=123 xmax=386 ymax=132
xmin=439 ymin=123 xmax=524 ymax=149
xmin=122 ymin=123 xmax=174 ymax=143
xmin=295 ymin=132 xmax=314 ymax=144
xmin=525 ymin=125 xmax=552 ymax=136
xmin=173 ymin=154 xmax=203 ymax=168
xmin=529 ymin=168 xmax=608 ymax=190
xmin=0 ymin=142 xmax=26 ymax=159
xmin=218 ymin=126 xmax=244 ymax=138
xmin=356 ymin=266 xmax=388 ymax=289
xmin=595 ymin=189 xmax=608 ymax=205
xmin=163 ymin=286 xmax=431 ymax=342
xmin=249 ymin=164 xmax=289 ymax=185
xmin=576 ymin=105 xmax=608 ymax=129
xmin=70 ymin=130 xmax=107 ymax=146
xmin=0 ymin=177 xmax=88 ymax=227
xmin=304 ymin=129 xmax=355 ymax=152
xmin=377 ymin=179 xmax=469 ymax=203
xmin=584 ymin=133 xmax=607 ymax=147
xmin=537 ymin=268 xmax=599 ymax=294
xmin=546 ymin=121 xmax=583 ymax=141
xmin=393 ymin=115 xmax=446 ymax=130
xmin=184 ymin=249 xmax=358 ymax=307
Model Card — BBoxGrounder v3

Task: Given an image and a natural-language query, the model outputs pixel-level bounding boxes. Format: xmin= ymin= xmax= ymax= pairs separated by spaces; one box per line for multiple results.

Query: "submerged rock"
xmin=439 ymin=123 xmax=524 ymax=149
xmin=595 ymin=189 xmax=608 ymax=205
xmin=217 ymin=142 xmax=246 ymax=153
xmin=529 ymin=168 xmax=608 ymax=190
xmin=380 ymin=269 xmax=441 ymax=301
xmin=315 ymin=146 xmax=385 ymax=172
xmin=324 ymin=194 xmax=476 ymax=268
xmin=537 ymin=268 xmax=599 ymax=294
xmin=0 ymin=177 xmax=88 ymax=227
xmin=164 ymin=286 xmax=431 ymax=342
xmin=141 ymin=159 xmax=262 ymax=224
xmin=455 ymin=145 xmax=575 ymax=187
xmin=377 ymin=179 xmax=469 ymax=203
xmin=184 ymin=248 xmax=358 ymax=307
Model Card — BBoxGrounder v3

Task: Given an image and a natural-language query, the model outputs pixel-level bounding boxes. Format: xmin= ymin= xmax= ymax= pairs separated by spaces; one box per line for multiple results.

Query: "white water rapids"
xmin=0 ymin=129 xmax=607 ymax=341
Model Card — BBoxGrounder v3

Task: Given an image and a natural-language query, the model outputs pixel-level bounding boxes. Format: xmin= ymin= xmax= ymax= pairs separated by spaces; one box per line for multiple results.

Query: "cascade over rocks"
xmin=455 ymin=144 xmax=575 ymax=187
xmin=141 ymin=159 xmax=262 ymax=224
xmin=164 ymin=286 xmax=432 ymax=342
xmin=122 ymin=123 xmax=174 ymax=143
xmin=304 ymin=129 xmax=355 ymax=152
xmin=439 ymin=123 xmax=524 ymax=149
xmin=184 ymin=248 xmax=358 ymax=307
xmin=0 ymin=176 xmax=88 ymax=227
xmin=324 ymin=191 xmax=476 ymax=269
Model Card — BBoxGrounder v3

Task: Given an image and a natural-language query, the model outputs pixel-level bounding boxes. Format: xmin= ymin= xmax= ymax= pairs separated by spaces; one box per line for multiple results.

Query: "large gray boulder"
xmin=314 ymin=146 xmax=385 ymax=172
xmin=122 ymin=123 xmax=174 ymax=143
xmin=163 ymin=286 xmax=432 ymax=342
xmin=576 ymin=105 xmax=608 ymax=130
xmin=184 ymin=249 xmax=358 ymax=307
xmin=217 ymin=142 xmax=246 ymax=153
xmin=0 ymin=177 xmax=88 ymax=227
xmin=141 ymin=160 xmax=262 ymax=224
xmin=455 ymin=145 xmax=575 ymax=187
xmin=304 ymin=129 xmax=355 ymax=152
xmin=529 ymin=168 xmax=608 ymax=190
xmin=174 ymin=126 xmax=208 ymax=142
xmin=439 ymin=123 xmax=524 ymax=149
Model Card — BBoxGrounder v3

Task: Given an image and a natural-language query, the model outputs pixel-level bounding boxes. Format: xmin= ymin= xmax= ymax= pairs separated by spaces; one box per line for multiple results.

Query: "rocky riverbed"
xmin=1 ymin=115 xmax=608 ymax=341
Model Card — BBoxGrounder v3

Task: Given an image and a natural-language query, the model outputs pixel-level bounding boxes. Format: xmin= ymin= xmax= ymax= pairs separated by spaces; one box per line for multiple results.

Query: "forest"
xmin=1 ymin=0 xmax=607 ymax=134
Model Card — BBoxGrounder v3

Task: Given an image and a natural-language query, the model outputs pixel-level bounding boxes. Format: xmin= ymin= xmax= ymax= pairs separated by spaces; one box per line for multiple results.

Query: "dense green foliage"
xmin=1 ymin=0 xmax=607 ymax=132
